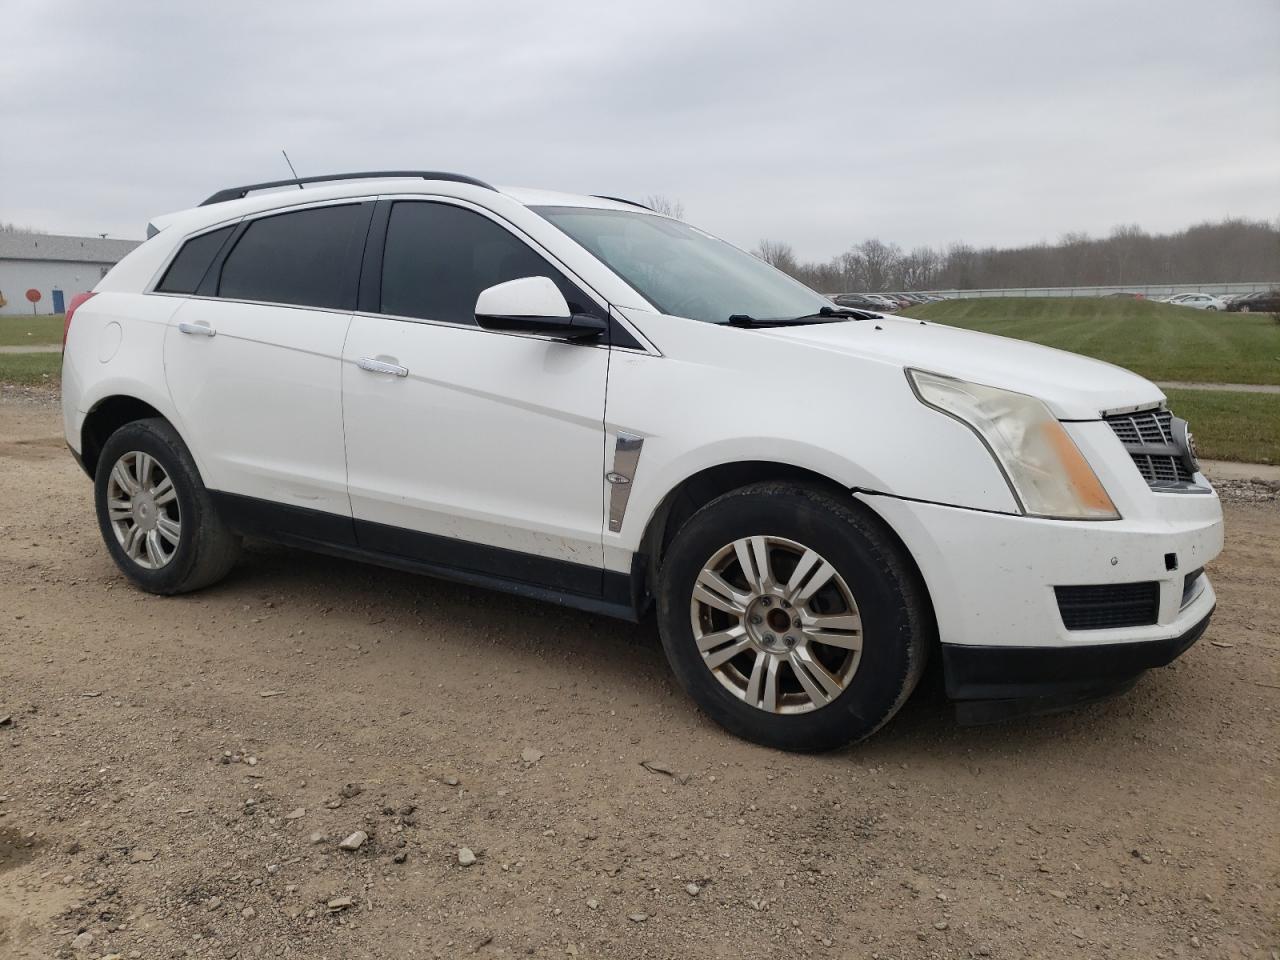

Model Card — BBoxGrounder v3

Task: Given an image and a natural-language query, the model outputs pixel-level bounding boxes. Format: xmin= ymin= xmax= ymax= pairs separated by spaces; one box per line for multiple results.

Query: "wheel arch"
xmin=632 ymin=460 xmax=937 ymax=639
xmin=80 ymin=394 xmax=175 ymax=479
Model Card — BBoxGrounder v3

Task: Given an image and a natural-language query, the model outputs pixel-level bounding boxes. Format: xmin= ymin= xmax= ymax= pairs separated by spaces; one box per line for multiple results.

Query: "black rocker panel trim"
xmin=208 ymin=492 xmax=637 ymax=620
xmin=211 ymin=490 xmax=357 ymax=547
xmin=355 ymin=514 xmax=600 ymax=596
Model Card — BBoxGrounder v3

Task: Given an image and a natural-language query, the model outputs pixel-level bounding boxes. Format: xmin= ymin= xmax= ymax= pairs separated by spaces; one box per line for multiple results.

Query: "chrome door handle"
xmin=177 ymin=321 xmax=216 ymax=337
xmin=356 ymin=357 xmax=409 ymax=377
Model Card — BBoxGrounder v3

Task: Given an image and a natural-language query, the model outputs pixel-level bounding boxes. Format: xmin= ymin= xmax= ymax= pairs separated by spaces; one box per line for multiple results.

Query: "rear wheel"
xmin=94 ymin=418 xmax=240 ymax=594
xmin=656 ymin=483 xmax=930 ymax=751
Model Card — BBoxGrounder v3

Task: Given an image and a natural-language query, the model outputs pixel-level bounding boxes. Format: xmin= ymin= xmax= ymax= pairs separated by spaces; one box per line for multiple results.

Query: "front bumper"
xmin=857 ymin=484 xmax=1223 ymax=651
xmin=856 ymin=466 xmax=1224 ymax=722
xmin=941 ymin=607 xmax=1213 ymax=723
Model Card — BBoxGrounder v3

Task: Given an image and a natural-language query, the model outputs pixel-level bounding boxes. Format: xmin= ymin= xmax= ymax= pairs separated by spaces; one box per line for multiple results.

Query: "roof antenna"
xmin=281 ymin=150 xmax=303 ymax=189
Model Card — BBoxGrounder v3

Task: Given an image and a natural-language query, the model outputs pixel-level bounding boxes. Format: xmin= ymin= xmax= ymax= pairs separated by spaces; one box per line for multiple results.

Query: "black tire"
xmin=656 ymin=482 xmax=931 ymax=752
xmin=94 ymin=418 xmax=240 ymax=594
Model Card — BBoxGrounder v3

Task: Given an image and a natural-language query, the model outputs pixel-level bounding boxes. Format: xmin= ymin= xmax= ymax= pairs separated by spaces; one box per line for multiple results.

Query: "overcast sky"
xmin=2 ymin=0 xmax=1277 ymax=260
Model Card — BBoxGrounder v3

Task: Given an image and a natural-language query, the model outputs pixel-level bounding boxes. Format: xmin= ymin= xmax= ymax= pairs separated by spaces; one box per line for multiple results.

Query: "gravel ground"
xmin=1 ymin=393 xmax=1277 ymax=960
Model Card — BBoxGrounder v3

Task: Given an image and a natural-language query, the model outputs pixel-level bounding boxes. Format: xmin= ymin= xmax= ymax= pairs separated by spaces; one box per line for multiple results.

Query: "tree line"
xmin=751 ymin=217 xmax=1280 ymax=293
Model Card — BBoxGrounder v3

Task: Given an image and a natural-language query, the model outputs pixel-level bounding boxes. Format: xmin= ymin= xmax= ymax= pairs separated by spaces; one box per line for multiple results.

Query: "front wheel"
xmin=656 ymin=483 xmax=931 ymax=752
xmin=94 ymin=418 xmax=241 ymax=594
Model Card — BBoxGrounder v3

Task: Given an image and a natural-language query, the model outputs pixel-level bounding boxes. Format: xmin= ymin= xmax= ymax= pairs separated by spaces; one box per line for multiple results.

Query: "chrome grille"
xmin=1105 ymin=408 xmax=1198 ymax=489
xmin=1107 ymin=409 xmax=1175 ymax=445
xmin=1130 ymin=452 xmax=1195 ymax=485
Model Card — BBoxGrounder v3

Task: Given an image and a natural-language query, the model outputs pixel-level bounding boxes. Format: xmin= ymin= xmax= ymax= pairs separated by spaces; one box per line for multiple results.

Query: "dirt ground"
xmin=1 ymin=389 xmax=1276 ymax=960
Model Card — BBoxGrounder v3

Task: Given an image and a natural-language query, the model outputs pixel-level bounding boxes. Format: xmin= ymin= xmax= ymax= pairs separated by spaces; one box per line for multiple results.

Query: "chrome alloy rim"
xmin=690 ymin=536 xmax=863 ymax=715
xmin=106 ymin=451 xmax=181 ymax=569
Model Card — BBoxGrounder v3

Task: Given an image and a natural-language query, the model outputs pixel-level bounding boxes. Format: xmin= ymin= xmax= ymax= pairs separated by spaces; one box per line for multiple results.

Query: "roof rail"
xmin=200 ymin=171 xmax=498 ymax=206
xmin=591 ymin=195 xmax=654 ymax=211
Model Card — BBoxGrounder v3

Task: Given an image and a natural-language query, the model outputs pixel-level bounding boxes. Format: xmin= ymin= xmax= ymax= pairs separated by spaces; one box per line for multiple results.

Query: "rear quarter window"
xmin=155 ymin=226 xmax=235 ymax=294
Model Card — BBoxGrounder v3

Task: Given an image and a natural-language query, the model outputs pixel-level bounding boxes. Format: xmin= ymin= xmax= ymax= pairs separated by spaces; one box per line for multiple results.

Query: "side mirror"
xmin=475 ymin=276 xmax=607 ymax=341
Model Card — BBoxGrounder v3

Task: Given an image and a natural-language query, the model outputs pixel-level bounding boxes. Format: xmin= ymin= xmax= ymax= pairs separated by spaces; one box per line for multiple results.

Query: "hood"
xmin=754 ymin=314 xmax=1163 ymax=420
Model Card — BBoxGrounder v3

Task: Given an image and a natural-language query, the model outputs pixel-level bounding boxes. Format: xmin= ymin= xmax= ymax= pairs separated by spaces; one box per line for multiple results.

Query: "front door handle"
xmin=177 ymin=321 xmax=216 ymax=337
xmin=356 ymin=357 xmax=409 ymax=377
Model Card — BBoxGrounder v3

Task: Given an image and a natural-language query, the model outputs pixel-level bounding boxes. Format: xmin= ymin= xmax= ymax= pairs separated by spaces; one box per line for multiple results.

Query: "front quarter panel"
xmin=604 ymin=312 xmax=1019 ymax=563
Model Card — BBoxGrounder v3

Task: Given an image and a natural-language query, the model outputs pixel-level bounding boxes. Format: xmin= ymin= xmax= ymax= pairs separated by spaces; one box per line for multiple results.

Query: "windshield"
xmin=533 ymin=206 xmax=833 ymax=325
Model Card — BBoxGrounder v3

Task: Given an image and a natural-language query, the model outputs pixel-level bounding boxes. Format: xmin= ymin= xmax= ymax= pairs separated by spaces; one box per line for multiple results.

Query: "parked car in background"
xmin=1167 ymin=293 xmax=1226 ymax=311
xmin=861 ymin=294 xmax=902 ymax=311
xmin=831 ymin=293 xmax=882 ymax=310
xmin=1226 ymin=290 xmax=1280 ymax=313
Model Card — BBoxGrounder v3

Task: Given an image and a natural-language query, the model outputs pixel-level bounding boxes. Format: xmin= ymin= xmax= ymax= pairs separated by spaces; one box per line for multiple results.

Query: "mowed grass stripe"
xmin=1163 ymin=388 xmax=1280 ymax=465
xmin=0 ymin=351 xmax=61 ymax=385
xmin=0 ymin=314 xmax=65 ymax=346
xmin=903 ymin=298 xmax=1280 ymax=385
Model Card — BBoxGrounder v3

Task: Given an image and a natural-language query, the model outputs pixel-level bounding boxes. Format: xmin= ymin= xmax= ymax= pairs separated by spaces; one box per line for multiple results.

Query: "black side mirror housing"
xmin=475 ymin=312 xmax=607 ymax=341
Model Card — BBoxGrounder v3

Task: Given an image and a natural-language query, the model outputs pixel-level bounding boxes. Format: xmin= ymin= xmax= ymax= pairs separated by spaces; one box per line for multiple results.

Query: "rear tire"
xmin=94 ymin=418 xmax=240 ymax=594
xmin=656 ymin=482 xmax=931 ymax=752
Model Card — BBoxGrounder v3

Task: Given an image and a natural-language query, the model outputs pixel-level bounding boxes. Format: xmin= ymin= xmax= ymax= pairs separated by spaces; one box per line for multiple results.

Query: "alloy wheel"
xmin=690 ymin=536 xmax=863 ymax=714
xmin=106 ymin=451 xmax=182 ymax=569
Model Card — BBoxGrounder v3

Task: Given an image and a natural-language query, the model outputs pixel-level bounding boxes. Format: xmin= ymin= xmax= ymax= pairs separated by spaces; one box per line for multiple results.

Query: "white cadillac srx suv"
xmin=61 ymin=171 xmax=1223 ymax=751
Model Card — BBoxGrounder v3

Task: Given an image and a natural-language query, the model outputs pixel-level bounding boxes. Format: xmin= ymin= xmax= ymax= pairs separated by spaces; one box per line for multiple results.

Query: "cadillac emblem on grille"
xmin=1171 ymin=416 xmax=1199 ymax=475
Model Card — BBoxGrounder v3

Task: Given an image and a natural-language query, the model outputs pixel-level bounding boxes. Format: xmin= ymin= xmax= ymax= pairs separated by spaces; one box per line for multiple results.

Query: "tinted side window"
xmin=219 ymin=204 xmax=367 ymax=310
xmin=380 ymin=202 xmax=597 ymax=325
xmin=156 ymin=226 xmax=234 ymax=294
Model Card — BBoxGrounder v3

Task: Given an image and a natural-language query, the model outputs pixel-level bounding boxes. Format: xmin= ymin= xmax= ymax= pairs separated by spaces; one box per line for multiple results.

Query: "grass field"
xmin=1163 ymin=388 xmax=1280 ymax=464
xmin=0 ymin=314 xmax=64 ymax=346
xmin=901 ymin=297 xmax=1280 ymax=386
xmin=1 ymin=300 xmax=1276 ymax=462
xmin=0 ymin=351 xmax=60 ymax=385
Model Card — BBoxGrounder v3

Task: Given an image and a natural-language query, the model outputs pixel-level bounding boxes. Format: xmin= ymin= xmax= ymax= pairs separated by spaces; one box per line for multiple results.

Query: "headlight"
xmin=908 ymin=370 xmax=1119 ymax=520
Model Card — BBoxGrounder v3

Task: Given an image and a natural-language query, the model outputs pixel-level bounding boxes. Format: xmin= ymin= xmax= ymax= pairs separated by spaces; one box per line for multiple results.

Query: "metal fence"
xmin=909 ymin=281 xmax=1280 ymax=299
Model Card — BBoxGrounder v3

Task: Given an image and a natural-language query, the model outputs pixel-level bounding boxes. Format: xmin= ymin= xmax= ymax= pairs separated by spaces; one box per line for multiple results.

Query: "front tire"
xmin=94 ymin=418 xmax=240 ymax=594
xmin=656 ymin=483 xmax=930 ymax=752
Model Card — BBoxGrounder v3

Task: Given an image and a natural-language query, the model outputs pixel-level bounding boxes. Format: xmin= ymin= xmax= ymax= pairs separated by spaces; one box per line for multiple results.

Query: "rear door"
xmin=163 ymin=202 xmax=373 ymax=535
xmin=341 ymin=198 xmax=610 ymax=591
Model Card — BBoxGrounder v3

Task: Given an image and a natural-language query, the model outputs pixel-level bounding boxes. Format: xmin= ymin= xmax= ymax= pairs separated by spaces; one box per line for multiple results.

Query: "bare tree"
xmin=843 ymin=239 xmax=901 ymax=292
xmin=753 ymin=239 xmax=799 ymax=273
xmin=0 ymin=221 xmax=47 ymax=234
xmin=644 ymin=195 xmax=686 ymax=220
xmin=673 ymin=217 xmax=1278 ymax=293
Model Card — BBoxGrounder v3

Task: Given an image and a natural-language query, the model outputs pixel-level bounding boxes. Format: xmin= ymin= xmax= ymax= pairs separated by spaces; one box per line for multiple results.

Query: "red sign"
xmin=25 ymin=288 xmax=41 ymax=303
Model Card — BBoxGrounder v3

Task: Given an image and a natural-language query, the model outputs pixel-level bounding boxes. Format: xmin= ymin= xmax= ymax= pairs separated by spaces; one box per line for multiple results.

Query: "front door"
xmin=341 ymin=199 xmax=610 ymax=593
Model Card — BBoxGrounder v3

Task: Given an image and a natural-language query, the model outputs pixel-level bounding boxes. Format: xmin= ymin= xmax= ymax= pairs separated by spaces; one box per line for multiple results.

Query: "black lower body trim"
xmin=209 ymin=491 xmax=639 ymax=621
xmin=942 ymin=607 xmax=1214 ymax=725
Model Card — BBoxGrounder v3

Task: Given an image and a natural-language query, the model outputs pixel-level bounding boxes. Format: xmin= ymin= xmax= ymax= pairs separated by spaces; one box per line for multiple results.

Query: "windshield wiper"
xmin=727 ymin=306 xmax=869 ymax=328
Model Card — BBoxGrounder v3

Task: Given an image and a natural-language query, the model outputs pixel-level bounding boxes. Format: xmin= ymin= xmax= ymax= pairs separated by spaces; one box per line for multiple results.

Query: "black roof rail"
xmin=200 ymin=170 xmax=498 ymax=206
xmin=591 ymin=195 xmax=654 ymax=211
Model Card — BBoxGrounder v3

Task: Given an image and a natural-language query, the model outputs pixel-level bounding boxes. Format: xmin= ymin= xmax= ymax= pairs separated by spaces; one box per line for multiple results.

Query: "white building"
xmin=0 ymin=232 xmax=141 ymax=316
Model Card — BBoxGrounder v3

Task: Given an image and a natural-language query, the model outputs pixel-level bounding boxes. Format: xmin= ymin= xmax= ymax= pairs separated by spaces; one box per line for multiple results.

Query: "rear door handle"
xmin=177 ymin=321 xmax=216 ymax=337
xmin=356 ymin=357 xmax=409 ymax=377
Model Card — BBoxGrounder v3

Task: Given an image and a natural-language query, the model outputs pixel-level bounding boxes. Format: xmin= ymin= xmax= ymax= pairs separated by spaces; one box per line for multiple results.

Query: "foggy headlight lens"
xmin=909 ymin=370 xmax=1119 ymax=519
